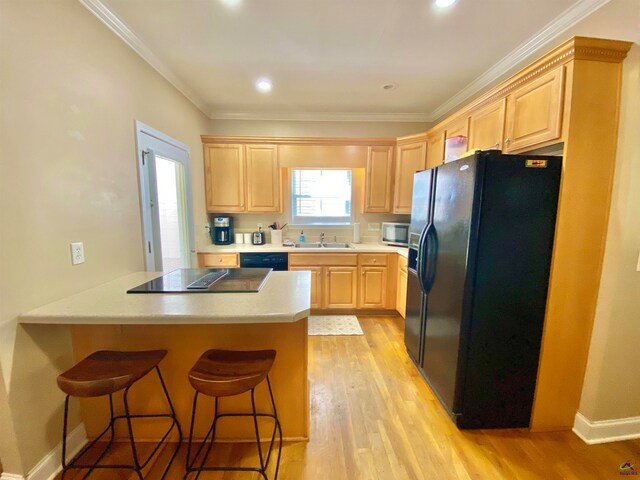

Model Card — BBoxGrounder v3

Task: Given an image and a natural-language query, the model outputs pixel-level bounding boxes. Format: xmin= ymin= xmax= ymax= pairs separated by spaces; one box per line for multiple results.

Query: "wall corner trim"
xmin=25 ymin=423 xmax=87 ymax=480
xmin=573 ymin=412 xmax=640 ymax=444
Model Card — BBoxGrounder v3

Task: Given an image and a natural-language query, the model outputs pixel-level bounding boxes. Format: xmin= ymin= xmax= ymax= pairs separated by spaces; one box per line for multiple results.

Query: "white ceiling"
xmin=87 ymin=0 xmax=609 ymax=121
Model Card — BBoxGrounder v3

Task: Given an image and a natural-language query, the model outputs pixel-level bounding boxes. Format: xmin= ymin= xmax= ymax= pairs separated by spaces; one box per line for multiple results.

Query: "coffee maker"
xmin=211 ymin=216 xmax=233 ymax=245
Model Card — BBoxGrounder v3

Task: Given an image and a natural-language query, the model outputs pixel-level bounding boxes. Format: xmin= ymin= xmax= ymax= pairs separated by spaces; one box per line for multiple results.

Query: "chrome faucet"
xmin=320 ymin=232 xmax=325 ymax=246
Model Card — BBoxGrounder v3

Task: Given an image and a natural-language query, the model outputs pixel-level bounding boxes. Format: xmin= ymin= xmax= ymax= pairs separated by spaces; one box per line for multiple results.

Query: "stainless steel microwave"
xmin=381 ymin=222 xmax=410 ymax=247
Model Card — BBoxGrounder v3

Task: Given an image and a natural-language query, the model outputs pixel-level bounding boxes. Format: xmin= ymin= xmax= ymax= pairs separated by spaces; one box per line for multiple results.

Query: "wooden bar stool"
xmin=184 ymin=349 xmax=282 ymax=480
xmin=57 ymin=350 xmax=182 ymax=479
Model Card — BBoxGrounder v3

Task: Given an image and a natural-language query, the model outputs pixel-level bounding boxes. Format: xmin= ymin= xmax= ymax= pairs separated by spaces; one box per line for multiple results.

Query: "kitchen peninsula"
xmin=19 ymin=270 xmax=311 ymax=442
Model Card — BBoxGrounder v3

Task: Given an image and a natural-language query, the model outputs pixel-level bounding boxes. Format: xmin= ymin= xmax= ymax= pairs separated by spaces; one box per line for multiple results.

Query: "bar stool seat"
xmin=57 ymin=349 xmax=181 ymax=480
xmin=57 ymin=350 xmax=167 ymax=397
xmin=185 ymin=349 xmax=282 ymax=480
xmin=188 ymin=349 xmax=276 ymax=397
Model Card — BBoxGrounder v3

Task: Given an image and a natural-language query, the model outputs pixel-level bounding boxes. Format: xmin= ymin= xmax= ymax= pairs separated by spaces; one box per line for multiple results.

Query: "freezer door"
xmin=404 ymin=268 xmax=425 ymax=364
xmin=421 ymin=157 xmax=478 ymax=414
xmin=408 ymin=169 xmax=434 ymax=250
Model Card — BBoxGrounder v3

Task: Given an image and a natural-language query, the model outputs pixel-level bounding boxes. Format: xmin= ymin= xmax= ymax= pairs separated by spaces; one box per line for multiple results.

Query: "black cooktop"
xmin=127 ymin=268 xmax=272 ymax=294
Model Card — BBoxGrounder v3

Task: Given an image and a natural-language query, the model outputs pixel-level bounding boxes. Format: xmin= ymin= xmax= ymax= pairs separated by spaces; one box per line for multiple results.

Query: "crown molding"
xmin=201 ymin=135 xmax=397 ymax=146
xmin=80 ymin=0 xmax=612 ymax=125
xmin=429 ymin=0 xmax=612 ymax=122
xmin=208 ymin=110 xmax=432 ymax=123
xmin=78 ymin=0 xmax=210 ymax=117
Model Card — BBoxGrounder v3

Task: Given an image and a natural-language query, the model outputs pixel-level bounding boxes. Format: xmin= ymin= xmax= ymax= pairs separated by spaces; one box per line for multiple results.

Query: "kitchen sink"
xmin=294 ymin=242 xmax=323 ymax=248
xmin=293 ymin=242 xmax=353 ymax=249
xmin=322 ymin=243 xmax=353 ymax=249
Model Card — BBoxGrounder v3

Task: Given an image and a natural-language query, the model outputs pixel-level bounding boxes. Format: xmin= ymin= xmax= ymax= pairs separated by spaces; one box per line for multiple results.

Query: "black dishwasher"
xmin=239 ymin=252 xmax=289 ymax=271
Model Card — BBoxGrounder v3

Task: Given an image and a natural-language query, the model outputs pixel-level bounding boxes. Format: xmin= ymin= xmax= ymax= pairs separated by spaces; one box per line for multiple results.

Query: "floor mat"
xmin=308 ymin=315 xmax=364 ymax=336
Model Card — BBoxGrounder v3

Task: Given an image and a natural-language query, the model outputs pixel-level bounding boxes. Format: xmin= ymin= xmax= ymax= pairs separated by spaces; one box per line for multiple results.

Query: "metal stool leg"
xmin=154 ymin=366 xmax=182 ymax=480
xmin=123 ymin=386 xmax=145 ymax=480
xmin=251 ymin=388 xmax=269 ymax=480
xmin=266 ymin=376 xmax=283 ymax=480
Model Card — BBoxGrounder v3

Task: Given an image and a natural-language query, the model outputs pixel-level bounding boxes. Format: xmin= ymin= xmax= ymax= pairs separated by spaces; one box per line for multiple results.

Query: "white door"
xmin=136 ymin=121 xmax=195 ymax=271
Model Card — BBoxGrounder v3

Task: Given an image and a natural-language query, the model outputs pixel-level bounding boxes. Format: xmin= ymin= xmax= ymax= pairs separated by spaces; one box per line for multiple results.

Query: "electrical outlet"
xmin=368 ymin=223 xmax=380 ymax=232
xmin=70 ymin=242 xmax=85 ymax=265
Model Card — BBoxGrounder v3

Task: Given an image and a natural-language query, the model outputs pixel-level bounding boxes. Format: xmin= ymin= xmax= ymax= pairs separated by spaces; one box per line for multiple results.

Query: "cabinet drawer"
xmin=289 ymin=253 xmax=358 ymax=267
xmin=199 ymin=253 xmax=239 ymax=268
xmin=359 ymin=254 xmax=388 ymax=266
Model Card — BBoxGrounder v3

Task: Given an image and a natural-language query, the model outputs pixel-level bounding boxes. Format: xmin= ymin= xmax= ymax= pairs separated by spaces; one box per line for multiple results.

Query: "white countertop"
xmin=19 ymin=271 xmax=311 ymax=325
xmin=199 ymin=242 xmax=409 ymax=257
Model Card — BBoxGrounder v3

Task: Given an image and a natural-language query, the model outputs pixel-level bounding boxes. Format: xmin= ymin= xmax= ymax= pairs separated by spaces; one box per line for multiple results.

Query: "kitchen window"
xmin=291 ymin=169 xmax=353 ymax=225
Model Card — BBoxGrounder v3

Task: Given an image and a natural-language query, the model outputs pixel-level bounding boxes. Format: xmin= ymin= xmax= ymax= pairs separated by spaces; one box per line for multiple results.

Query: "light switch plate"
xmin=70 ymin=242 xmax=85 ymax=265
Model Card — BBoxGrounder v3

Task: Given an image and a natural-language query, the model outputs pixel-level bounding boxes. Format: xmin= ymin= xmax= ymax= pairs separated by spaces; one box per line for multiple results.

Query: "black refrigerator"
xmin=404 ymin=150 xmax=562 ymax=429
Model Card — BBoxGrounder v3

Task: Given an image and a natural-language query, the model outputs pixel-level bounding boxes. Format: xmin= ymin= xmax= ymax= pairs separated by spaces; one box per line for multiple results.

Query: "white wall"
xmin=0 ymin=0 xmax=210 ymax=474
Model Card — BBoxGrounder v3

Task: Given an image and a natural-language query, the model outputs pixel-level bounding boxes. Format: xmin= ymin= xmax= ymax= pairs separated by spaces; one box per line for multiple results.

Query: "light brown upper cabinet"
xmin=393 ymin=139 xmax=427 ymax=214
xmin=468 ymin=98 xmax=506 ymax=151
xmin=204 ymin=144 xmax=246 ymax=212
xmin=245 ymin=144 xmax=280 ymax=212
xmin=204 ymin=143 xmax=281 ymax=213
xmin=444 ymin=116 xmax=470 ymax=140
xmin=426 ymin=130 xmax=446 ymax=169
xmin=364 ymin=145 xmax=394 ymax=213
xmin=503 ymin=67 xmax=565 ymax=153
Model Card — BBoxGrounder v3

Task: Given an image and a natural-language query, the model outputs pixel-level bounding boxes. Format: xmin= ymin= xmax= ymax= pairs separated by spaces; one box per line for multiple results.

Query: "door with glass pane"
xmin=136 ymin=122 xmax=195 ymax=271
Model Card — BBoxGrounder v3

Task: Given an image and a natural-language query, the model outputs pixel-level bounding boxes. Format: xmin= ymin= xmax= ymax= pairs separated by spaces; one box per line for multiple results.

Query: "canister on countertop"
xmin=234 ymin=233 xmax=244 ymax=244
xmin=243 ymin=233 xmax=252 ymax=244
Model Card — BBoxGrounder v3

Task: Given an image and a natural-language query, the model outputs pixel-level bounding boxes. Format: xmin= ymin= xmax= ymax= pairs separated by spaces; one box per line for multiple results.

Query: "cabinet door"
xmin=324 ymin=266 xmax=358 ymax=309
xmin=245 ymin=144 xmax=281 ymax=212
xmin=364 ymin=145 xmax=394 ymax=213
xmin=359 ymin=266 xmax=388 ymax=309
xmin=290 ymin=266 xmax=323 ymax=309
xmin=504 ymin=67 xmax=565 ymax=152
xmin=396 ymin=268 xmax=408 ymax=318
xmin=204 ymin=144 xmax=245 ymax=212
xmin=393 ymin=141 xmax=427 ymax=214
xmin=426 ymin=130 xmax=445 ymax=169
xmin=445 ymin=116 xmax=470 ymax=139
xmin=468 ymin=98 xmax=506 ymax=151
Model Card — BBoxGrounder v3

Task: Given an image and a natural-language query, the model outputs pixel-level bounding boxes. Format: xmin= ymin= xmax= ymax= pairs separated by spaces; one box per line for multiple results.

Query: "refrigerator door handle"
xmin=416 ymin=224 xmax=429 ymax=294
xmin=423 ymin=223 xmax=438 ymax=293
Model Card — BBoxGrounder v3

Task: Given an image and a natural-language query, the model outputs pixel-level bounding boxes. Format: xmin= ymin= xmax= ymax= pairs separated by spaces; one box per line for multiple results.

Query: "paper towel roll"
xmin=353 ymin=223 xmax=360 ymax=243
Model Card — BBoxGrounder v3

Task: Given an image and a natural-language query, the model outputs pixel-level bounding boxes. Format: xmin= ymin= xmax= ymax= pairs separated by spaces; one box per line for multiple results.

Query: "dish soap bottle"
xmin=299 ymin=230 xmax=305 ymax=243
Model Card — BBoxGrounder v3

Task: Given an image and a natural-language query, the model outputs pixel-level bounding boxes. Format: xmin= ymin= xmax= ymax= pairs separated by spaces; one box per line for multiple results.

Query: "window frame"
xmin=290 ymin=168 xmax=354 ymax=226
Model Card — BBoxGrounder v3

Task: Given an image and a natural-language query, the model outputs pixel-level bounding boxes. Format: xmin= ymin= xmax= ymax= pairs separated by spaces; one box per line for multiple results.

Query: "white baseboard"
xmin=573 ymin=412 xmax=640 ymax=444
xmin=24 ymin=423 xmax=88 ymax=480
xmin=1 ymin=473 xmax=25 ymax=480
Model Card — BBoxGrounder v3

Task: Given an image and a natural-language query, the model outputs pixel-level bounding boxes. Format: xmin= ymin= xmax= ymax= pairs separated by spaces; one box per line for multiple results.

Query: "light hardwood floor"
xmin=56 ymin=316 xmax=640 ymax=479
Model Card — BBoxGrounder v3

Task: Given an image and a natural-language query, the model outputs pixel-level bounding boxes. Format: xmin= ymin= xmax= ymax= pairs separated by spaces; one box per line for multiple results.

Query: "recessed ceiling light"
xmin=219 ymin=0 xmax=242 ymax=8
xmin=383 ymin=83 xmax=399 ymax=90
xmin=256 ymin=78 xmax=272 ymax=93
xmin=434 ymin=0 xmax=457 ymax=7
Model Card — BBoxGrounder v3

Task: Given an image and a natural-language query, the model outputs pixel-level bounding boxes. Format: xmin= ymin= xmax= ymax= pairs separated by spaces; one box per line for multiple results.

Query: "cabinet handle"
xmin=491 ymin=142 xmax=500 ymax=148
xmin=504 ymin=137 xmax=511 ymax=145
xmin=362 ymin=271 xmax=365 ymax=276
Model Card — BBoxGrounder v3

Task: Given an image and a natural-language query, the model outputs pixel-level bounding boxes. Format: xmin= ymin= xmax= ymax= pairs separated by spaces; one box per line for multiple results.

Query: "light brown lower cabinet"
xmin=325 ymin=266 xmax=359 ymax=308
xmin=198 ymin=253 xmax=239 ymax=268
xmin=359 ymin=266 xmax=387 ymax=309
xmin=289 ymin=266 xmax=323 ymax=309
xmin=396 ymin=256 xmax=408 ymax=318
xmin=289 ymin=253 xmax=396 ymax=310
